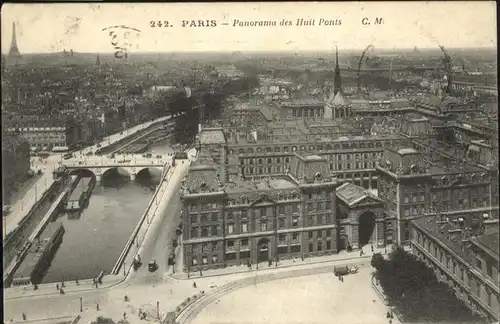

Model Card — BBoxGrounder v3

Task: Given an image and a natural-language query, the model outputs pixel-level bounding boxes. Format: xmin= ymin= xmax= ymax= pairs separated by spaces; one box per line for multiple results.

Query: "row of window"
xmin=415 ymin=231 xmax=495 ymax=280
xmin=404 ymin=193 xmax=426 ymax=204
xmin=430 ymin=198 xmax=490 ymax=212
xmin=229 ymin=140 xmax=402 ymax=155
xmin=432 ymin=187 xmax=490 ymax=200
xmin=329 ymin=162 xmax=376 ymax=170
xmin=27 ymin=140 xmax=67 ymax=146
xmin=327 ymin=152 xmax=380 ymax=161
xmin=190 ymin=217 xmax=302 ymax=239
xmin=240 ymin=157 xmax=290 ymax=165
xmin=415 ymin=242 xmax=498 ymax=309
xmin=291 ymin=107 xmax=324 ymax=118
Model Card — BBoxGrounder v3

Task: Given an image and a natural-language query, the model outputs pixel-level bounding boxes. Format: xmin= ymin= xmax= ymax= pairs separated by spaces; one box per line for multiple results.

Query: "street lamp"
xmin=80 ymin=297 xmax=83 ymax=312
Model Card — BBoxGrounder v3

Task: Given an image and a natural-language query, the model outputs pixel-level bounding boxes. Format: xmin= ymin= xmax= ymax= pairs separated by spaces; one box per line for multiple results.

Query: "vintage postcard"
xmin=2 ymin=2 xmax=498 ymax=324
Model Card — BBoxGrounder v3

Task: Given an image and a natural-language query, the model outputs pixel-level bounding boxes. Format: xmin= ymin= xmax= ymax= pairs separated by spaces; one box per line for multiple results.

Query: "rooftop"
xmin=226 ymin=177 xmax=297 ymax=194
xmin=336 ymin=182 xmax=382 ymax=206
xmin=413 ymin=217 xmax=467 ymax=258
xmin=199 ymin=129 xmax=226 ymax=145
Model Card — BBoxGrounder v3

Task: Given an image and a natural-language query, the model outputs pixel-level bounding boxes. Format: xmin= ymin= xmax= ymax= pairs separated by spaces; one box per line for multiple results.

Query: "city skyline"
xmin=1 ymin=2 xmax=497 ymax=54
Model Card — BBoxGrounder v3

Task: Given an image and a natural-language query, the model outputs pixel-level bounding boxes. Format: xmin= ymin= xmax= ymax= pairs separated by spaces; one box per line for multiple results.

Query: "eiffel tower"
xmin=8 ymin=22 xmax=22 ymax=58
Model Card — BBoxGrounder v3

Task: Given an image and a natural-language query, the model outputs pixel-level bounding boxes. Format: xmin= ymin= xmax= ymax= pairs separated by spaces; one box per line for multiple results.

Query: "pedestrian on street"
xmin=97 ymin=304 xmax=100 ymax=311
xmin=61 ymin=281 xmax=65 ymax=288
xmin=200 ymin=269 xmax=203 ymax=277
xmin=371 ymin=245 xmax=374 ymax=253
xmin=22 ymin=313 xmax=26 ymax=321
xmin=76 ymin=279 xmax=79 ymax=285
xmin=123 ymin=312 xmax=127 ymax=319
xmin=360 ymin=250 xmax=363 ymax=257
xmin=193 ymin=282 xmax=197 ymax=288
xmin=56 ymin=284 xmax=59 ymax=291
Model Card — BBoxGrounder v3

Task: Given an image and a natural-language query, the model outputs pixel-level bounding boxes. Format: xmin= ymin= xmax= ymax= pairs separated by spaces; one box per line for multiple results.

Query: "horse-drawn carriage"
xmin=333 ymin=265 xmax=359 ymax=276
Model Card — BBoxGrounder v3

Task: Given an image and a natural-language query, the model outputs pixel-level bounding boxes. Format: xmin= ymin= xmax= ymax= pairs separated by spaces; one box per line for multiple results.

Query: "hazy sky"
xmin=1 ymin=2 xmax=497 ymax=54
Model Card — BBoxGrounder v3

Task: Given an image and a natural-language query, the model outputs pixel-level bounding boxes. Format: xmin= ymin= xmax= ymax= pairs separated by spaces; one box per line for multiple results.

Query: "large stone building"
xmin=4 ymin=115 xmax=103 ymax=151
xmin=377 ymin=147 xmax=498 ymax=246
xmin=180 ymin=153 xmax=340 ymax=272
xmin=411 ymin=216 xmax=499 ymax=321
xmin=182 ymin=48 xmax=498 ymax=278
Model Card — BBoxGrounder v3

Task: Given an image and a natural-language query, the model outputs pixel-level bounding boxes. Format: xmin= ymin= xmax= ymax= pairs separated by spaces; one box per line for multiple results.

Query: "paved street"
xmin=190 ymin=266 xmax=400 ymax=324
xmin=5 ymin=242 xmax=389 ymax=324
xmin=3 ymin=155 xmax=60 ymax=240
xmin=126 ymin=160 xmax=189 ymax=286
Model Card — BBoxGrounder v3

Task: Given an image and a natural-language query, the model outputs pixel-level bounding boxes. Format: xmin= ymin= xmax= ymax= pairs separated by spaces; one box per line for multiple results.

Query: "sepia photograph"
xmin=1 ymin=2 xmax=498 ymax=324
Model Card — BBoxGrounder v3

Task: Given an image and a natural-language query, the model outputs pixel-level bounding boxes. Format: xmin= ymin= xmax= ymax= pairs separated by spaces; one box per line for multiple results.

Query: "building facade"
xmin=411 ymin=216 xmax=499 ymax=321
xmin=377 ymin=147 xmax=499 ymax=246
xmin=181 ymin=153 xmax=340 ymax=272
xmin=4 ymin=116 xmax=97 ymax=151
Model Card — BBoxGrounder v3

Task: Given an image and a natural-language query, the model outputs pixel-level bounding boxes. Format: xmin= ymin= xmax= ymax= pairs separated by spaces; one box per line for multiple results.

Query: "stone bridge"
xmin=65 ymin=156 xmax=172 ymax=182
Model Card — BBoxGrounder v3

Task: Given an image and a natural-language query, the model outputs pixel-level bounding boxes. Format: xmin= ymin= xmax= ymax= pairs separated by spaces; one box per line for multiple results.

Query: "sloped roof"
xmin=289 ymin=153 xmax=330 ymax=184
xmin=259 ymin=104 xmax=274 ymax=121
xmin=332 ymin=92 xmax=348 ymax=106
xmin=336 ymin=182 xmax=383 ymax=207
xmin=185 ymin=164 xmax=220 ymax=193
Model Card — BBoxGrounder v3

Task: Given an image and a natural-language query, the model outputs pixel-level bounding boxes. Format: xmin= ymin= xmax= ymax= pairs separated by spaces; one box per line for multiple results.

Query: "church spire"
xmin=8 ymin=22 xmax=22 ymax=58
xmin=96 ymin=54 xmax=100 ymax=66
xmin=333 ymin=46 xmax=342 ymax=96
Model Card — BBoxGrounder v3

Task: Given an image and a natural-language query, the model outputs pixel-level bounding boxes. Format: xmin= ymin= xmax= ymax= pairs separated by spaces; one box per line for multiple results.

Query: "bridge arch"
xmin=69 ymin=168 xmax=95 ymax=178
xmin=135 ymin=167 xmax=164 ymax=181
xmin=101 ymin=167 xmax=132 ymax=179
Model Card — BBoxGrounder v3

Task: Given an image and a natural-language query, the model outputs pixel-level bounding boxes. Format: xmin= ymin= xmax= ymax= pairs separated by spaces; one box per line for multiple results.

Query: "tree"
xmin=370 ymin=252 xmax=385 ymax=270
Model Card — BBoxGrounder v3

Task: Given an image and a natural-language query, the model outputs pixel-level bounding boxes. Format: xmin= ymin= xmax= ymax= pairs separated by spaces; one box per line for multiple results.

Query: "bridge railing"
xmin=111 ymin=164 xmax=171 ymax=275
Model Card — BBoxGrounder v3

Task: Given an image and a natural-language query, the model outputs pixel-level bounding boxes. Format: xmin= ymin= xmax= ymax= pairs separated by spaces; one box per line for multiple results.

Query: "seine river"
xmin=42 ymin=140 xmax=174 ymax=283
